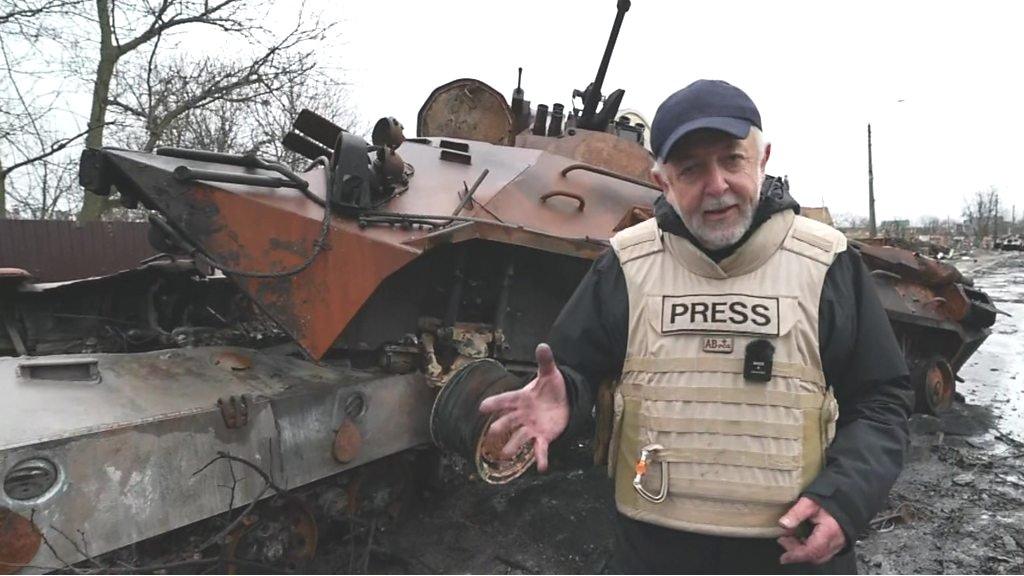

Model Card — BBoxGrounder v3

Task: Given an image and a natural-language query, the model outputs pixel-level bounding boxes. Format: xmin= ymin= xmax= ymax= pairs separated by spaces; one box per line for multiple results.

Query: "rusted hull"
xmin=854 ymin=240 xmax=1000 ymax=413
xmin=89 ymin=139 xmax=657 ymax=361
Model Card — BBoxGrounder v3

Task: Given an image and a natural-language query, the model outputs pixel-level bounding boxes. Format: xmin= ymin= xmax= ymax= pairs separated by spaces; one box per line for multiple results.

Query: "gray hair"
xmin=651 ymin=126 xmax=768 ymax=177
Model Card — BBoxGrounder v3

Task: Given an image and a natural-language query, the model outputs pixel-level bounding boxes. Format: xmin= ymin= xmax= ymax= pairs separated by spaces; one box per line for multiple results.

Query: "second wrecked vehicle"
xmin=0 ymin=1 xmax=999 ymax=571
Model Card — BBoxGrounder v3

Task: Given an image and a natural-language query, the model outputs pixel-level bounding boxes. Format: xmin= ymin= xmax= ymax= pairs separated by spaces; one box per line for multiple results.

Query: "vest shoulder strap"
xmin=783 ymin=215 xmax=848 ymax=266
xmin=610 ymin=218 xmax=663 ymax=264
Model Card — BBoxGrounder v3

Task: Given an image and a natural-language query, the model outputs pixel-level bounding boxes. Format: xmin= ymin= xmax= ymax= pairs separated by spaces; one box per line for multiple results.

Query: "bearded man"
xmin=481 ymin=80 xmax=912 ymax=574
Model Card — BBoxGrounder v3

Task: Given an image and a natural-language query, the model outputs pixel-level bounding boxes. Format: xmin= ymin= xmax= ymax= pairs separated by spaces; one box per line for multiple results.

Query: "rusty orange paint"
xmin=332 ymin=419 xmax=362 ymax=464
xmin=214 ymin=351 xmax=252 ymax=371
xmin=94 ymin=135 xmax=659 ymax=361
xmin=187 ymin=181 xmax=419 ymax=360
xmin=0 ymin=507 xmax=41 ymax=575
xmin=515 ymin=130 xmax=655 ymax=184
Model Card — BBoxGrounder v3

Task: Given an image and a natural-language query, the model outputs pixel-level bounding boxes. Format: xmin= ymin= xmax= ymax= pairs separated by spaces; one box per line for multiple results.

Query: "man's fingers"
xmin=779 ymin=539 xmax=824 ymax=565
xmin=776 ymin=536 xmax=802 ymax=553
xmin=479 ymin=389 xmax=521 ymax=415
xmin=487 ymin=411 xmax=518 ymax=437
xmin=535 ymin=343 xmax=556 ymax=377
xmin=779 ymin=523 xmax=838 ymax=565
xmin=778 ymin=496 xmax=819 ymax=531
xmin=534 ymin=437 xmax=550 ymax=472
xmin=501 ymin=426 xmax=532 ymax=458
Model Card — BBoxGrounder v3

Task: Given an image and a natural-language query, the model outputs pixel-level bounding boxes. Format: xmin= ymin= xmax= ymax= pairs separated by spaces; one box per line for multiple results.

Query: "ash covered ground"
xmin=330 ymin=251 xmax=1024 ymax=575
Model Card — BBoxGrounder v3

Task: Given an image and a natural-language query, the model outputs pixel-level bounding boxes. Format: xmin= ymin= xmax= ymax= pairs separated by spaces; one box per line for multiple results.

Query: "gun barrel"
xmin=581 ymin=0 xmax=631 ymax=125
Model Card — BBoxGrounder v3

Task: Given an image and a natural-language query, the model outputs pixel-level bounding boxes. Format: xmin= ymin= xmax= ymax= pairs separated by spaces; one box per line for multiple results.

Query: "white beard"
xmin=674 ymin=190 xmax=757 ymax=251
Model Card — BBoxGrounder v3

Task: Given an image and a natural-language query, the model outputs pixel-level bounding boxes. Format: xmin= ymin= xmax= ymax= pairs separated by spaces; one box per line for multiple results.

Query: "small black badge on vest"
xmin=744 ymin=339 xmax=775 ymax=382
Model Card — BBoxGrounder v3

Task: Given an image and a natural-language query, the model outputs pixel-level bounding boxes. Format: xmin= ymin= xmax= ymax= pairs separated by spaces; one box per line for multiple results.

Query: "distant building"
xmin=801 ymin=206 xmax=834 ymax=226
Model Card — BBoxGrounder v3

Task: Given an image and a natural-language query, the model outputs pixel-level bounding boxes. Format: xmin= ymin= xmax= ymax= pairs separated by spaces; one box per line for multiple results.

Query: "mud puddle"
xmin=957 ymin=251 xmax=1024 ymax=440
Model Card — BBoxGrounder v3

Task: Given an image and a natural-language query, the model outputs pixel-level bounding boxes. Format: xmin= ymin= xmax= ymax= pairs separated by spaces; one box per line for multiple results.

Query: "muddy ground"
xmin=331 ymin=250 xmax=1024 ymax=575
xmin=75 ymin=252 xmax=1021 ymax=574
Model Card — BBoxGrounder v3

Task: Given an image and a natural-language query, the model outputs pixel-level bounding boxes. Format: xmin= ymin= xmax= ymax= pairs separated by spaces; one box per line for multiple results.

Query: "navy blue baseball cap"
xmin=651 ymin=80 xmax=762 ymax=162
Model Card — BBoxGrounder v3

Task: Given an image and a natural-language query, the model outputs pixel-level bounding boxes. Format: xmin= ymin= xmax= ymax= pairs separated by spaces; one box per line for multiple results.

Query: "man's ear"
xmin=760 ymin=143 xmax=772 ymax=171
xmin=651 ymin=168 xmax=671 ymax=194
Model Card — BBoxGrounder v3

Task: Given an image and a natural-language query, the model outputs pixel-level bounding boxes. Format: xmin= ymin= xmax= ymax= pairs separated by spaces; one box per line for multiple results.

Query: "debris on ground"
xmin=359 ymin=251 xmax=1024 ymax=574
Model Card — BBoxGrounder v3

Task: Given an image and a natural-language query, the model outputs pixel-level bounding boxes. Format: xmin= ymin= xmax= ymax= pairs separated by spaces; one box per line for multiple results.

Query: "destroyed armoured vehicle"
xmin=0 ymin=1 xmax=999 ymax=571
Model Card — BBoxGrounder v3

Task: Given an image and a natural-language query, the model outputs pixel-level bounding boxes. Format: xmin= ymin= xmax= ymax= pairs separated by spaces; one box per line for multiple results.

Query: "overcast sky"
xmin=292 ymin=0 xmax=1023 ymax=223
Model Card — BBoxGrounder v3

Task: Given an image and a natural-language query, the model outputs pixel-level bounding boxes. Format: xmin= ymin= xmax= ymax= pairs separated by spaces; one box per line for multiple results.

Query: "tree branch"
xmin=116 ymin=0 xmax=248 ymax=56
xmin=0 ymin=126 xmax=93 ymax=178
xmin=106 ymin=97 xmax=148 ymax=119
xmin=0 ymin=0 xmax=82 ymax=27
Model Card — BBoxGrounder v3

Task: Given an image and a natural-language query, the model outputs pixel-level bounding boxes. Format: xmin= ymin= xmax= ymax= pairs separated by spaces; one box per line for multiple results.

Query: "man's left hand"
xmin=776 ymin=497 xmax=846 ymax=565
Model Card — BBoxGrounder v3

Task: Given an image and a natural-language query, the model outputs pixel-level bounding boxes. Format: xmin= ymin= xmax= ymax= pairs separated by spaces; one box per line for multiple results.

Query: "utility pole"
xmin=868 ymin=124 xmax=877 ymax=237
xmin=993 ymin=195 xmax=1000 ymax=239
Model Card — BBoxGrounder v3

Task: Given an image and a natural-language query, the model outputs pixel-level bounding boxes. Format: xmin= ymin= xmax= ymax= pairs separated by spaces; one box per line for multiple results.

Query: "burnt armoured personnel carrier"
xmin=0 ymin=1 xmax=999 ymax=572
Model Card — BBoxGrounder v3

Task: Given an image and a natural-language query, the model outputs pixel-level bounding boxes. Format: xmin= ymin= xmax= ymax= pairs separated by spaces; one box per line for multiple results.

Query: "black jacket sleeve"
xmin=548 ymin=249 xmax=629 ymax=436
xmin=802 ymin=247 xmax=913 ymax=543
xmin=548 ymin=246 xmax=912 ymax=544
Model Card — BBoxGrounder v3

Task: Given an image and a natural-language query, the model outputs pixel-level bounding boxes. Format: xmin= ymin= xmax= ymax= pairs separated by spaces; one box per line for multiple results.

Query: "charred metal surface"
xmin=856 ymin=241 xmax=965 ymax=287
xmin=372 ymin=117 xmax=406 ymax=149
xmin=79 ymin=136 xmax=654 ymax=361
xmin=851 ymin=240 xmax=1001 ymax=414
xmin=334 ymin=241 xmax=590 ymax=365
xmin=0 ymin=261 xmax=284 ymax=358
xmin=515 ymin=130 xmax=655 ymax=184
xmin=292 ymin=108 xmax=345 ymax=151
xmin=0 ymin=347 xmax=433 ymax=569
xmin=418 ymin=79 xmax=514 ymax=145
xmin=87 ymin=149 xmax=421 ymax=359
xmin=440 ymin=149 xmax=472 ymax=165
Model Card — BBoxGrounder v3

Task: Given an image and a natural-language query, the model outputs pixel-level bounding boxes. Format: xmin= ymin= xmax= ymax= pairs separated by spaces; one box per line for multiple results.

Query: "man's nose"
xmin=704 ymin=164 xmax=729 ymax=196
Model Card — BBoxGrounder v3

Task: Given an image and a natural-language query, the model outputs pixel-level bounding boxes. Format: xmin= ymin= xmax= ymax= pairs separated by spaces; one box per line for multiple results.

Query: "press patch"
xmin=661 ymin=294 xmax=779 ymax=336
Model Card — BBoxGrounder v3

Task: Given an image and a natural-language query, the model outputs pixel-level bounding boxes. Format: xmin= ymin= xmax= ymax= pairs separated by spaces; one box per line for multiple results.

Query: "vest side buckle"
xmin=632 ymin=443 xmax=668 ymax=503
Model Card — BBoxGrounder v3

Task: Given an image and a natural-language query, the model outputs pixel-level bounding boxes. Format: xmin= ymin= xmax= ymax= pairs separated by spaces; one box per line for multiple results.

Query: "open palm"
xmin=478 ymin=343 xmax=570 ymax=472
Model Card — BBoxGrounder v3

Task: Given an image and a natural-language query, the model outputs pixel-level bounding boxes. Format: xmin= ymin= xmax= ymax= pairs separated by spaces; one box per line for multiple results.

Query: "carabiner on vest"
xmin=632 ymin=443 xmax=668 ymax=503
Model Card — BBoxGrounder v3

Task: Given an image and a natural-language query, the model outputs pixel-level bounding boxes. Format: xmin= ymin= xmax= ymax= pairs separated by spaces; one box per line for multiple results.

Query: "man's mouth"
xmin=703 ymin=205 xmax=738 ymax=221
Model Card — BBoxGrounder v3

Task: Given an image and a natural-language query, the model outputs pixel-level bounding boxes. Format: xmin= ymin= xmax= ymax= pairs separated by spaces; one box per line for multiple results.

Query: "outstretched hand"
xmin=777 ymin=497 xmax=847 ymax=565
xmin=478 ymin=343 xmax=570 ymax=472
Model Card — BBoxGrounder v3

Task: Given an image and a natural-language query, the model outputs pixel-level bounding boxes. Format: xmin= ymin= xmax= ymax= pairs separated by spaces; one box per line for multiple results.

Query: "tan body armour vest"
xmin=608 ymin=210 xmax=847 ymax=538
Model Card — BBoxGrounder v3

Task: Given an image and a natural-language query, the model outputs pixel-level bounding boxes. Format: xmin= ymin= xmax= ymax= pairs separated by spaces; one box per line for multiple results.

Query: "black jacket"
xmin=549 ymin=180 xmax=912 ymax=545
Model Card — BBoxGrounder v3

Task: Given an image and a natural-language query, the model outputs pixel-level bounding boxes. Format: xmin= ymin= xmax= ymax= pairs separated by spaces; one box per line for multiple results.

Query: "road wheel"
xmin=912 ymin=356 xmax=955 ymax=415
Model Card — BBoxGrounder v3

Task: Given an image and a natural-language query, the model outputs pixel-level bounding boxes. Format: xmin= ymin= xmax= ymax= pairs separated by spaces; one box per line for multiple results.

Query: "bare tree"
xmin=0 ymin=20 xmax=93 ymax=218
xmin=4 ymin=156 xmax=83 ymax=218
xmin=962 ymin=187 xmax=1001 ymax=245
xmin=155 ymin=69 xmax=362 ymax=166
xmin=832 ymin=212 xmax=870 ymax=230
xmin=106 ymin=17 xmax=327 ymax=153
xmin=1 ymin=0 xmax=338 ymax=220
xmin=916 ymin=215 xmax=941 ymax=232
xmin=77 ymin=0 xmax=331 ymax=221
xmin=0 ymin=0 xmax=81 ymax=28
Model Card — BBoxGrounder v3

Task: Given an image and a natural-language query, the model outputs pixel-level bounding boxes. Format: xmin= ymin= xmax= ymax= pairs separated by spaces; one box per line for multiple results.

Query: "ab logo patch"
xmin=661 ymin=294 xmax=780 ymax=336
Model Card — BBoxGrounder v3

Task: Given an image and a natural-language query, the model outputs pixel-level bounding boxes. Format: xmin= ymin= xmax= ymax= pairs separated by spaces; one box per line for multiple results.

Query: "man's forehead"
xmin=666 ymin=129 xmax=746 ymax=163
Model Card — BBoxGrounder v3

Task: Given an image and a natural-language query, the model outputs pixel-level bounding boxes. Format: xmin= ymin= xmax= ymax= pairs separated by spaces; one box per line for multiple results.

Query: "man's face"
xmin=652 ymin=129 xmax=770 ymax=250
